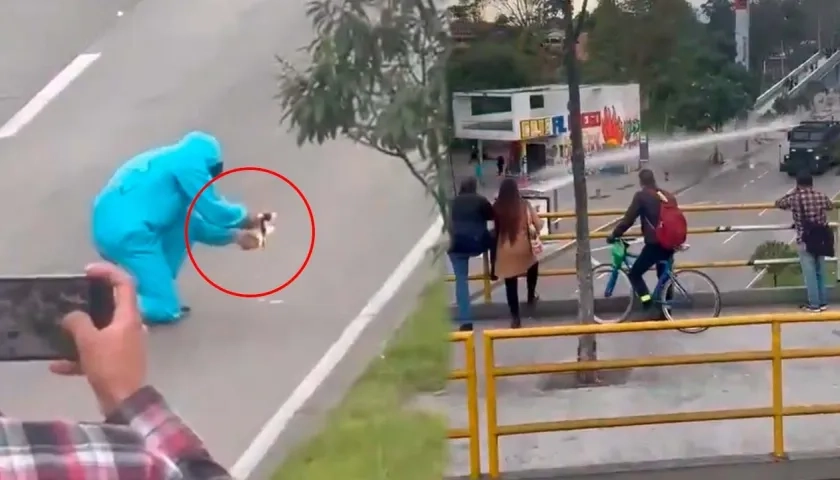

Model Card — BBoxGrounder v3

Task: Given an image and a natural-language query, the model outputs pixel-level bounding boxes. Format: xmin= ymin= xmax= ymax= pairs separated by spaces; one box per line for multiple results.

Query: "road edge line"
xmin=230 ymin=215 xmax=444 ymax=478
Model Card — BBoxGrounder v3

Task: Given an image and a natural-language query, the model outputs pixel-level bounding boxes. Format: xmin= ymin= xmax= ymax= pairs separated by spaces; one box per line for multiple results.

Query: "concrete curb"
xmin=454 ymin=286 xmax=840 ymax=321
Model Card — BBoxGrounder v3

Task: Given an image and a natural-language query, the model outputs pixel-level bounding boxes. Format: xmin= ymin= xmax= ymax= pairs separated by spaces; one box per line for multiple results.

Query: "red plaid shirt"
xmin=775 ymin=187 xmax=834 ymax=243
xmin=0 ymin=386 xmax=231 ymax=479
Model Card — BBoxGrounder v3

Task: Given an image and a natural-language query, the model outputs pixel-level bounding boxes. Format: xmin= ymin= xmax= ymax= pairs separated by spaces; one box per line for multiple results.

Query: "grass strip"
xmin=272 ymin=281 xmax=451 ymax=480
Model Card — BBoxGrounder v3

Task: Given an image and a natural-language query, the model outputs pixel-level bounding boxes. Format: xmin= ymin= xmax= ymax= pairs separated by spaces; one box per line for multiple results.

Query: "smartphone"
xmin=0 ymin=274 xmax=115 ymax=361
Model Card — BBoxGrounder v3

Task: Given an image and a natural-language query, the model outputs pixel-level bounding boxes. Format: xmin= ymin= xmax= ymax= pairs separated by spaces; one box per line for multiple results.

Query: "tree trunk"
xmin=562 ymin=0 xmax=598 ymax=385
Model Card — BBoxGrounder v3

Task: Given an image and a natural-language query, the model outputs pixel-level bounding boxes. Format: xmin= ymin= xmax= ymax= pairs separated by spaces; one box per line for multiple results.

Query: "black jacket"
xmin=449 ymin=193 xmax=494 ymax=255
xmin=611 ymin=188 xmax=677 ymax=245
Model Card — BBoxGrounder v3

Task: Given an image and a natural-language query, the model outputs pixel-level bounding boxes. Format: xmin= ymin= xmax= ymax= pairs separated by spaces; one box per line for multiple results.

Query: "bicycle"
xmin=592 ymin=238 xmax=721 ymax=333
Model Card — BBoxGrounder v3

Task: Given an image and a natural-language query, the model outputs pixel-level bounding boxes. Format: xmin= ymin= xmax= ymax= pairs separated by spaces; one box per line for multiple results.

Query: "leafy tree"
xmin=750 ymin=0 xmax=808 ymax=71
xmin=491 ymin=0 xmax=556 ymax=28
xmin=750 ymin=240 xmax=799 ymax=287
xmin=277 ymin=0 xmax=452 ymax=230
xmin=582 ymin=0 xmax=629 ymax=83
xmin=447 ymin=41 xmax=543 ymax=93
xmin=700 ymin=0 xmax=736 ymax=60
xmin=448 ymin=0 xmax=487 ymax=22
xmin=671 ymin=64 xmax=754 ymax=132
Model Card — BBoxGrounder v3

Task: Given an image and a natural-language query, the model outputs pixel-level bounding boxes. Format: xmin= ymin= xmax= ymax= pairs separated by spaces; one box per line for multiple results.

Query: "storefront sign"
xmin=519 ymin=117 xmax=552 ymax=140
xmin=551 ymin=115 xmax=567 ymax=135
xmin=581 ymin=111 xmax=601 ymax=128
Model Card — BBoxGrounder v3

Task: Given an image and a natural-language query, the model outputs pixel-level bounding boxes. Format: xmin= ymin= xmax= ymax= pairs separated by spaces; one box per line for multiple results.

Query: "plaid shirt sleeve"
xmin=0 ymin=386 xmax=232 ymax=479
xmin=822 ymin=193 xmax=835 ymax=211
xmin=775 ymin=192 xmax=793 ymax=210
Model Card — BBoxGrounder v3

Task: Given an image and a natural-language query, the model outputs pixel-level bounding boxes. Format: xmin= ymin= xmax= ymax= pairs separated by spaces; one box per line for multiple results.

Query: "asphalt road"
xmin=0 ymin=0 xmax=142 ymax=124
xmin=0 ymin=0 xmax=433 ymax=474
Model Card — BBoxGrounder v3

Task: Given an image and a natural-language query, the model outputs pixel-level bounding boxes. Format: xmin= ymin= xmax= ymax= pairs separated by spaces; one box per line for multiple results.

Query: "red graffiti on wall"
xmin=601 ymin=106 xmax=625 ymax=147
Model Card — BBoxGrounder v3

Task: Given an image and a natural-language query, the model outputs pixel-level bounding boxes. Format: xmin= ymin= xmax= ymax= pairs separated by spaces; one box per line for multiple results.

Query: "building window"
xmin=470 ymin=96 xmax=512 ymax=115
xmin=529 ymin=95 xmax=545 ymax=109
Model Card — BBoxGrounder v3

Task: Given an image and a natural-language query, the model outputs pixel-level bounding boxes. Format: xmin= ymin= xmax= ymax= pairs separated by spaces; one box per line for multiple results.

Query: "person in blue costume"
xmin=91 ymin=131 xmax=264 ymax=325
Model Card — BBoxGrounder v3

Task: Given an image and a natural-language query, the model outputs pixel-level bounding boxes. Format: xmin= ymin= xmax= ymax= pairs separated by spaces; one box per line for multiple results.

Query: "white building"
xmin=451 ymin=83 xmax=642 ymax=175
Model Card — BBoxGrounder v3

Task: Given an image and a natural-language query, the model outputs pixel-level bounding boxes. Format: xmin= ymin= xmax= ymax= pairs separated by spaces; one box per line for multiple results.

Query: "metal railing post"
xmin=483 ymin=333 xmax=501 ymax=478
xmin=834 ymin=212 xmax=840 ymax=283
xmin=770 ymin=320 xmax=786 ymax=459
xmin=464 ymin=334 xmax=481 ymax=478
xmin=482 ymin=252 xmax=492 ymax=303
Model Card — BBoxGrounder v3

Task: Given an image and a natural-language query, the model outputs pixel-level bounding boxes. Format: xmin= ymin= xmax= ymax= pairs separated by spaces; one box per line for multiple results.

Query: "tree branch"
xmin=573 ymin=0 xmax=588 ymax=39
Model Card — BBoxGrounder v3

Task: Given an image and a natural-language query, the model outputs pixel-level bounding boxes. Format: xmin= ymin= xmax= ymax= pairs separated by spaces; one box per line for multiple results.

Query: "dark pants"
xmin=504 ymin=263 xmax=539 ymax=319
xmin=627 ymin=243 xmax=674 ymax=305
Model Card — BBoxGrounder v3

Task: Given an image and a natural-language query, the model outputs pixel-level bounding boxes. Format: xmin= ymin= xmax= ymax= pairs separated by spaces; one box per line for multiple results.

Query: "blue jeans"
xmin=449 ymin=253 xmax=472 ymax=324
xmin=798 ymin=243 xmax=828 ymax=308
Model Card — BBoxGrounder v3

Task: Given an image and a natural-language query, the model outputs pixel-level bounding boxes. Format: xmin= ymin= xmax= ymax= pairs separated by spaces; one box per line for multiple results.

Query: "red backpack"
xmin=649 ymin=189 xmax=687 ymax=250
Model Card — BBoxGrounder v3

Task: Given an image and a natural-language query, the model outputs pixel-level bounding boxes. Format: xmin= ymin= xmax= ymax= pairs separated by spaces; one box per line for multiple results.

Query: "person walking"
xmin=470 ymin=148 xmax=485 ymax=186
xmin=493 ymin=178 xmax=543 ymax=328
xmin=775 ymin=171 xmax=835 ymax=312
xmin=449 ymin=177 xmax=495 ymax=331
xmin=496 ymin=156 xmax=505 ymax=177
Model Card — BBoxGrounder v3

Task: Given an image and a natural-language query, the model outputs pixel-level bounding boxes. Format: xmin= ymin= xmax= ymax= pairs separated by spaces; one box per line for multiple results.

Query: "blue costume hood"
xmin=92 ymin=129 xmax=248 ymax=325
xmin=176 ymin=131 xmax=223 ymax=176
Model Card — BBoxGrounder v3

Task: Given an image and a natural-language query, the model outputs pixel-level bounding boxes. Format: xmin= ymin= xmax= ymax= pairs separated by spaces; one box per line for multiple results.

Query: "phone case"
xmin=0 ymin=276 xmax=115 ymax=361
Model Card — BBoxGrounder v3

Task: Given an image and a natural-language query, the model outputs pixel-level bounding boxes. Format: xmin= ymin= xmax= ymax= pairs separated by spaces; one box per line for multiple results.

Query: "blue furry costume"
xmin=92 ymin=131 xmax=248 ymax=324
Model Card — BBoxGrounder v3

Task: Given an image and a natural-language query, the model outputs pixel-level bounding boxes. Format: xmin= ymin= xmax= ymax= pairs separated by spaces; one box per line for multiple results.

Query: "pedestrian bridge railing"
xmin=447 ymin=332 xmax=480 ymax=477
xmin=444 ymin=201 xmax=840 ymax=302
xmin=754 ymin=50 xmax=822 ymax=110
xmin=449 ymin=312 xmax=840 ymax=478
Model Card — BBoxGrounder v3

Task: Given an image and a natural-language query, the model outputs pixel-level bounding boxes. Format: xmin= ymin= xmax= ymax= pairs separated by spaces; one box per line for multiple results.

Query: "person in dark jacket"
xmin=449 ymin=177 xmax=495 ymax=331
xmin=607 ymin=169 xmax=677 ymax=316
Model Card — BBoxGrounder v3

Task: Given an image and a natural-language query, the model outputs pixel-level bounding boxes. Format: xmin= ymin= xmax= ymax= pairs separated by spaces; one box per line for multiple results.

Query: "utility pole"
xmin=818 ymin=16 xmax=822 ymax=51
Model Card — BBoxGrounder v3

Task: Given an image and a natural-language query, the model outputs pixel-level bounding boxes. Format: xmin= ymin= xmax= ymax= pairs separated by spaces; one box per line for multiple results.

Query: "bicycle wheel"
xmin=592 ymin=263 xmax=636 ymax=324
xmin=659 ymin=269 xmax=721 ymax=333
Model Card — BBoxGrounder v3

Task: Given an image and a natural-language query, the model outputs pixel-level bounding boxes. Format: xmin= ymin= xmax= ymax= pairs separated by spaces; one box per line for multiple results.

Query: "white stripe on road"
xmin=230 ymin=215 xmax=444 ymax=478
xmin=0 ymin=53 xmax=101 ymax=138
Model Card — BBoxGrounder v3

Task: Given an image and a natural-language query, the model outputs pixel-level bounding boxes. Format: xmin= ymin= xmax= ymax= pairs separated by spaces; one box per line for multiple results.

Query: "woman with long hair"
xmin=493 ymin=178 xmax=543 ymax=328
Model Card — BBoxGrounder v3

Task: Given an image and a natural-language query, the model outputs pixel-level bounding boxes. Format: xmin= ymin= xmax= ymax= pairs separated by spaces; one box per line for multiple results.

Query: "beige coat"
xmin=495 ymin=201 xmax=543 ymax=279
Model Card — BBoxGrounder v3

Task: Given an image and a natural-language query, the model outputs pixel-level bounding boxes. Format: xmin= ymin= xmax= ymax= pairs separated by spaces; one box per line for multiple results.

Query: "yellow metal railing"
xmin=479 ymin=312 xmax=840 ymax=478
xmin=445 ymin=201 xmax=840 ymax=302
xmin=448 ymin=331 xmax=480 ymax=479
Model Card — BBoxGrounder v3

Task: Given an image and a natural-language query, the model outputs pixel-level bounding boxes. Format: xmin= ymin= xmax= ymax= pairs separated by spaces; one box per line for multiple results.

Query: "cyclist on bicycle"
xmin=606 ymin=169 xmax=687 ymax=318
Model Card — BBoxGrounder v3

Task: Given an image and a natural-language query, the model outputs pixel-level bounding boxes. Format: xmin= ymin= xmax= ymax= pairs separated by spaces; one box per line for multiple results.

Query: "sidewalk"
xmin=420 ymin=305 xmax=840 ymax=478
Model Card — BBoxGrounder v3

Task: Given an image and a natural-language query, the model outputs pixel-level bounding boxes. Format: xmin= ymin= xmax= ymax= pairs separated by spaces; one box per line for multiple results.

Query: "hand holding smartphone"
xmin=0 ymin=274 xmax=115 ymax=361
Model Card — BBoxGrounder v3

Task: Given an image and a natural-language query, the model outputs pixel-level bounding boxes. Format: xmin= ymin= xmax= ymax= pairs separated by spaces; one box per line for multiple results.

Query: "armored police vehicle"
xmin=779 ymin=120 xmax=840 ymax=176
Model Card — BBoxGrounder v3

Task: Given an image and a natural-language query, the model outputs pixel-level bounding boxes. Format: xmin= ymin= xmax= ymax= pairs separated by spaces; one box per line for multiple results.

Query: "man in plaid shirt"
xmin=775 ymin=171 xmax=835 ymax=312
xmin=0 ymin=263 xmax=231 ymax=479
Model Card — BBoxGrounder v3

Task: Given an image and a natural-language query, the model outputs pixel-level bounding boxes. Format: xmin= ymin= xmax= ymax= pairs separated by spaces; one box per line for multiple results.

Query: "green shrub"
xmin=750 ymin=240 xmax=800 ymax=286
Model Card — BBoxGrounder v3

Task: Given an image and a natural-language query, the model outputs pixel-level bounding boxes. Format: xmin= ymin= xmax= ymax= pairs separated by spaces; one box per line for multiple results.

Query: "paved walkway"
xmin=420 ymin=304 xmax=840 ymax=478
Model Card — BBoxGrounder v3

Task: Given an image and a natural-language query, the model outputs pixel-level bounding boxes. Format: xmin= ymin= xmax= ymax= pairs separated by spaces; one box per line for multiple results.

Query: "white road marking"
xmin=0 ymin=53 xmax=100 ymax=138
xmin=722 ymin=232 xmax=739 ymax=244
xmin=230 ymin=215 xmax=444 ymax=478
xmin=758 ymin=209 xmax=767 ymax=216
xmin=758 ymin=171 xmax=768 ymax=179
